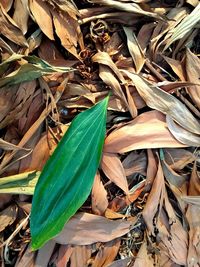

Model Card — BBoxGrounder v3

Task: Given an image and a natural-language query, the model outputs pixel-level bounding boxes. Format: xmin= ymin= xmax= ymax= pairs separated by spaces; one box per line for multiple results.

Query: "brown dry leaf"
xmin=13 ymin=0 xmax=29 ymax=34
xmin=185 ymin=162 xmax=200 ymax=266
xmin=145 ymin=149 xmax=158 ymax=188
xmin=0 ymin=204 xmax=17 ymax=232
xmin=92 ymin=238 xmax=121 ymax=267
xmin=123 ymin=27 xmax=145 ymax=73
xmin=55 ymin=245 xmax=73 ymax=267
xmin=107 ymin=257 xmax=131 ymax=267
xmin=34 ymin=240 xmax=56 ymax=267
xmin=0 ymin=3 xmax=27 ymax=46
xmin=104 ymin=110 xmax=186 ymax=154
xmin=92 ymin=172 xmax=108 ymax=215
xmin=163 ymin=56 xmax=186 ymax=81
xmin=54 ymin=212 xmax=132 ymax=245
xmin=15 ymin=245 xmax=36 ymax=267
xmin=122 ymin=151 xmax=147 ymax=177
xmin=133 ymin=238 xmax=154 ymax=267
xmin=101 ymin=152 xmax=129 ymax=195
xmin=164 ymin=148 xmax=195 ymax=171
xmin=143 ymin=159 xmax=164 ymax=234
xmin=29 ymin=0 xmax=54 ymax=40
xmin=157 ymin=202 xmax=188 ymax=265
xmin=70 ymin=245 xmax=92 ymax=267
xmin=52 ymin=9 xmax=81 ymax=59
xmin=0 ymin=138 xmax=29 ymax=151
xmin=90 ymin=0 xmax=165 ymax=20
xmin=185 ymin=48 xmax=200 ymax=109
xmin=122 ymin=70 xmax=200 ymax=135
xmin=0 ymin=0 xmax=13 ymax=12
xmin=166 ymin=115 xmax=200 ymax=147
xmin=28 ymin=133 xmax=53 ymax=172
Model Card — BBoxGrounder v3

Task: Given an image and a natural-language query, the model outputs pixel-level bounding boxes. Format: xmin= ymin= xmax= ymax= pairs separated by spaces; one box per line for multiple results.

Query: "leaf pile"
xmin=0 ymin=0 xmax=200 ymax=266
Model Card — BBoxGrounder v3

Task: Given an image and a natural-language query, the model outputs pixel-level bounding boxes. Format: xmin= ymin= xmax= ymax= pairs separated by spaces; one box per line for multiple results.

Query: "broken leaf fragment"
xmin=30 ymin=97 xmax=109 ymax=250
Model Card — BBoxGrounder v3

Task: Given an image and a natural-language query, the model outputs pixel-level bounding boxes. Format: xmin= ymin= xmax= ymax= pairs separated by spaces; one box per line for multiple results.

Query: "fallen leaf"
xmin=104 ymin=110 xmax=186 ymax=154
xmin=123 ymin=27 xmax=145 ymax=73
xmin=92 ymin=172 xmax=108 ymax=215
xmin=0 ymin=204 xmax=18 ymax=232
xmin=54 ymin=212 xmax=132 ymax=245
xmin=92 ymin=238 xmax=120 ymax=267
xmin=29 ymin=0 xmax=54 ymax=40
xmin=122 ymin=70 xmax=200 ymax=135
xmin=101 ymin=152 xmax=129 ymax=194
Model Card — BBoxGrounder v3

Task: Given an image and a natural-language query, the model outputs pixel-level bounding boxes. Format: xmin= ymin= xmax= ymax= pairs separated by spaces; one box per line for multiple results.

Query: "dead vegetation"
xmin=0 ymin=0 xmax=200 ymax=266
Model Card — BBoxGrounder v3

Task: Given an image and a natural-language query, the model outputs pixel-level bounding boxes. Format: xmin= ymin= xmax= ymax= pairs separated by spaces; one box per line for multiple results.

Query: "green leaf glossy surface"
xmin=30 ymin=97 xmax=108 ymax=250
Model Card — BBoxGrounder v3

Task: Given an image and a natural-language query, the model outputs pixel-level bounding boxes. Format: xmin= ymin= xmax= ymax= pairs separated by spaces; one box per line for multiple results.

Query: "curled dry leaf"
xmin=122 ymin=70 xmax=200 ymax=135
xmin=104 ymin=110 xmax=186 ymax=154
xmin=0 ymin=3 xmax=27 ymax=46
xmin=164 ymin=3 xmax=200 ymax=50
xmin=101 ymin=152 xmax=129 ymax=195
xmin=163 ymin=148 xmax=195 ymax=171
xmin=54 ymin=212 xmax=132 ymax=245
xmin=166 ymin=115 xmax=200 ymax=147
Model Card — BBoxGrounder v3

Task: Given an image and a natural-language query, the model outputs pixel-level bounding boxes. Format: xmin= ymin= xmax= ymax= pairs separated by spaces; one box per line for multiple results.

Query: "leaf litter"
xmin=0 ymin=0 xmax=199 ymax=266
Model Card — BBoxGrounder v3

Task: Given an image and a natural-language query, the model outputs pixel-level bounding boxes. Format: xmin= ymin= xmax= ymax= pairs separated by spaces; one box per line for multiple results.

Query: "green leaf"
xmin=0 ymin=171 xmax=40 ymax=195
xmin=30 ymin=97 xmax=109 ymax=250
xmin=0 ymin=55 xmax=74 ymax=88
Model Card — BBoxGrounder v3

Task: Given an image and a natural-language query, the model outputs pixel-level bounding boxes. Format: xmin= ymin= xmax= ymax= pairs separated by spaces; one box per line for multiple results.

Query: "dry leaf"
xmin=92 ymin=172 xmax=108 ymax=215
xmin=101 ymin=152 xmax=129 ymax=194
xmin=92 ymin=239 xmax=120 ymax=267
xmin=29 ymin=0 xmax=54 ymax=40
xmin=0 ymin=204 xmax=17 ymax=232
xmin=104 ymin=110 xmax=186 ymax=154
xmin=54 ymin=212 xmax=132 ymax=245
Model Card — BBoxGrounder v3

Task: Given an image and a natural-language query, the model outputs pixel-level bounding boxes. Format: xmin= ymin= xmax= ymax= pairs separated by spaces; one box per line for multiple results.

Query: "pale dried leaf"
xmin=0 ymin=3 xmax=27 ymax=46
xmin=54 ymin=212 xmax=132 ymax=245
xmin=92 ymin=239 xmax=120 ymax=267
xmin=92 ymin=172 xmax=108 ymax=215
xmin=104 ymin=111 xmax=186 ymax=154
xmin=123 ymin=27 xmax=145 ymax=73
xmin=166 ymin=115 xmax=200 ymax=147
xmin=29 ymin=0 xmax=54 ymax=40
xmin=101 ymin=152 xmax=129 ymax=194
xmin=34 ymin=240 xmax=56 ymax=267
xmin=122 ymin=70 xmax=200 ymax=135
xmin=164 ymin=4 xmax=200 ymax=50
xmin=0 ymin=204 xmax=17 ymax=232
xmin=13 ymin=0 xmax=29 ymax=34
xmin=143 ymin=160 xmax=164 ymax=234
